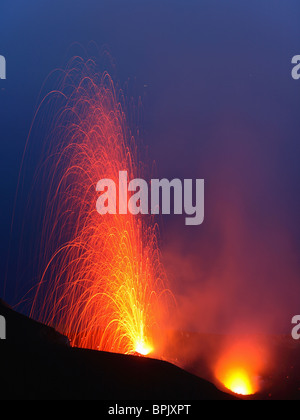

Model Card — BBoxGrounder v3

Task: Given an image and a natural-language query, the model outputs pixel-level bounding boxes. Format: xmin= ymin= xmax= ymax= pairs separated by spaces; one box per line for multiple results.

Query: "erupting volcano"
xmin=214 ymin=338 xmax=267 ymax=396
xmin=28 ymin=57 xmax=172 ymax=356
xmin=219 ymin=368 xmax=255 ymax=396
xmin=15 ymin=56 xmax=281 ymax=400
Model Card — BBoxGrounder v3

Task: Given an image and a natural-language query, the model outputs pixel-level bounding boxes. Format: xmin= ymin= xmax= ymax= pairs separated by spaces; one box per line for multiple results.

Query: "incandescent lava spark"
xmin=29 ymin=57 xmax=172 ymax=356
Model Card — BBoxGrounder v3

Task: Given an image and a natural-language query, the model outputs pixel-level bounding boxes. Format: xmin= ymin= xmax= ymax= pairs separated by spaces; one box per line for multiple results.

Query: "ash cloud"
xmin=161 ymin=113 xmax=300 ymax=338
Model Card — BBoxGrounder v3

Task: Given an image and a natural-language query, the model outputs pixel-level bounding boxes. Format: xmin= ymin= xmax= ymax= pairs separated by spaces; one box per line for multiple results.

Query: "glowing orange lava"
xmin=221 ymin=368 xmax=254 ymax=395
xmin=215 ymin=338 xmax=266 ymax=396
xmin=29 ymin=58 xmax=172 ymax=355
xmin=135 ymin=340 xmax=153 ymax=356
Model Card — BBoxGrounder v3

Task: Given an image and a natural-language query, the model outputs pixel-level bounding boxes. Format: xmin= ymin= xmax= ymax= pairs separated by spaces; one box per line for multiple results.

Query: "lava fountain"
xmin=28 ymin=57 xmax=172 ymax=356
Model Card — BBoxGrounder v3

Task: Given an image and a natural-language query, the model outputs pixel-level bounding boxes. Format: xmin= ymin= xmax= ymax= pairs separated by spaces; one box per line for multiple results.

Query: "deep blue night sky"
xmin=1 ymin=0 xmax=300 ymax=334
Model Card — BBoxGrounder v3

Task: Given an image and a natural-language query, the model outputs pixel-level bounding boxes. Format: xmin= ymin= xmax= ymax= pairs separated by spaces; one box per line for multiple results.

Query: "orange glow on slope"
xmin=215 ymin=338 xmax=266 ymax=396
xmin=29 ymin=58 xmax=172 ymax=356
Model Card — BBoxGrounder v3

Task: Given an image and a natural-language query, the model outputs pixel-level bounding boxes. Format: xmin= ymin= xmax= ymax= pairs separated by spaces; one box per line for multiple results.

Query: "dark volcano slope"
xmin=0 ymin=299 xmax=234 ymax=400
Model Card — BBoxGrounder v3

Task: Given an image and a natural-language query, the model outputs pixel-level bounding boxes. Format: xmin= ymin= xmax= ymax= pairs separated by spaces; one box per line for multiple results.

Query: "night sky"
xmin=1 ymin=0 xmax=300 ymax=334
